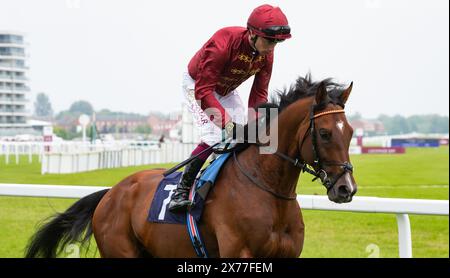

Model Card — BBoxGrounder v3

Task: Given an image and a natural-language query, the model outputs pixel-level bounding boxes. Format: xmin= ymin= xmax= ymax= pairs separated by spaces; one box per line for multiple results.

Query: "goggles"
xmin=261 ymin=25 xmax=291 ymax=37
xmin=263 ymin=37 xmax=286 ymax=43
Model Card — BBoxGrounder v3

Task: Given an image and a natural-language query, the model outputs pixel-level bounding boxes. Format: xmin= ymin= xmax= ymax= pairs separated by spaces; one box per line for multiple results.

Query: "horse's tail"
xmin=25 ymin=189 xmax=109 ymax=258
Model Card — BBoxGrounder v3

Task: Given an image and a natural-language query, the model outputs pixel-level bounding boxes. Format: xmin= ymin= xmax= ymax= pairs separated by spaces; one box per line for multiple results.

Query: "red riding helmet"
xmin=247 ymin=4 xmax=291 ymax=40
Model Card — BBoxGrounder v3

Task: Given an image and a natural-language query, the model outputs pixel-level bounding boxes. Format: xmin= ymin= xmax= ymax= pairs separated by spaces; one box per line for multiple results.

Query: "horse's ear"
xmin=341 ymin=82 xmax=353 ymax=104
xmin=315 ymin=81 xmax=329 ymax=105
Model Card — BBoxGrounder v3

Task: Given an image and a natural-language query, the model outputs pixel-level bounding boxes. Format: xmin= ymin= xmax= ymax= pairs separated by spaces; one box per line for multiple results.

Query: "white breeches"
xmin=182 ymin=71 xmax=246 ymax=146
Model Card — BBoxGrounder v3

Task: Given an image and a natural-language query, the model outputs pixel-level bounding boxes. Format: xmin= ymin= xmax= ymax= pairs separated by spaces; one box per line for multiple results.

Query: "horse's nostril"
xmin=338 ymin=185 xmax=350 ymax=197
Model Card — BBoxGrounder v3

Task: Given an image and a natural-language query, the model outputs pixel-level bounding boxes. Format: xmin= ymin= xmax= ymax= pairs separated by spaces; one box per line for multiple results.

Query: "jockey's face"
xmin=249 ymin=34 xmax=278 ymax=56
xmin=256 ymin=37 xmax=278 ymax=56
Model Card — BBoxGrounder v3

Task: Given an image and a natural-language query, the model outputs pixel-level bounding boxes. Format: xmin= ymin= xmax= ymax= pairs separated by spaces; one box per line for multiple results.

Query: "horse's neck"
xmin=249 ymin=99 xmax=312 ymax=196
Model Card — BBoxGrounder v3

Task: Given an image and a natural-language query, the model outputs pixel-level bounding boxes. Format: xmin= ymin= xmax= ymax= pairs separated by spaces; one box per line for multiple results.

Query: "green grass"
xmin=0 ymin=147 xmax=448 ymax=258
xmin=298 ymin=146 xmax=449 ymax=258
xmin=297 ymin=146 xmax=449 ymax=199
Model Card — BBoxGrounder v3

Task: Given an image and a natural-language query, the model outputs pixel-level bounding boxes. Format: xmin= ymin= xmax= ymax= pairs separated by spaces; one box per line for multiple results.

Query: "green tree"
xmin=135 ymin=124 xmax=152 ymax=134
xmin=378 ymin=114 xmax=448 ymax=135
xmin=53 ymin=126 xmax=79 ymax=140
xmin=34 ymin=92 xmax=53 ymax=117
xmin=391 ymin=115 xmax=411 ymax=134
xmin=53 ymin=126 xmax=68 ymax=140
xmin=69 ymin=100 xmax=94 ymax=115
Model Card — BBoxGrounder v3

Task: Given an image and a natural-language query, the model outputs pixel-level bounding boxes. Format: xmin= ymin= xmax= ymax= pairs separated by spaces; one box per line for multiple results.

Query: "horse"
xmin=25 ymin=74 xmax=357 ymax=258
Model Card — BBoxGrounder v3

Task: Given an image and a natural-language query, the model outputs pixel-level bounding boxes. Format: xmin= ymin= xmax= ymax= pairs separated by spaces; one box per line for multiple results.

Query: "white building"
xmin=0 ymin=31 xmax=33 ymax=136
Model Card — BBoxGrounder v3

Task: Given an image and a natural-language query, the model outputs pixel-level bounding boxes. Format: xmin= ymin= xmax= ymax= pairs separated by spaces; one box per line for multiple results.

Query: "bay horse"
xmin=25 ymin=75 xmax=357 ymax=258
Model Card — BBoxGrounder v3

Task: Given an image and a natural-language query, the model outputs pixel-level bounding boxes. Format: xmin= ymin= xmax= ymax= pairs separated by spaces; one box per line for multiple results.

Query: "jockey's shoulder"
xmin=212 ymin=26 xmax=247 ymax=40
xmin=209 ymin=26 xmax=248 ymax=49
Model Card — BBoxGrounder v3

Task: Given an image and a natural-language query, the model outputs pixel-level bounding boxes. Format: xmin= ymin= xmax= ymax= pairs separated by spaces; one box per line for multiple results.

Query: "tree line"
xmin=348 ymin=112 xmax=449 ymax=135
xmin=34 ymin=93 xmax=152 ymax=140
xmin=35 ymin=93 xmax=448 ymax=138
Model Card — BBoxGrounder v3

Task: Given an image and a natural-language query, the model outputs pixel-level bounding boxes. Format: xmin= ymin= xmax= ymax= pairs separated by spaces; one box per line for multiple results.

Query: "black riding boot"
xmin=168 ymin=157 xmax=205 ymax=213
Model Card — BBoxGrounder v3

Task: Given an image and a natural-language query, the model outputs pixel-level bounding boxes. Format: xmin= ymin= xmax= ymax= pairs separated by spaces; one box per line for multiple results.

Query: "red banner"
xmin=361 ymin=147 xmax=405 ymax=154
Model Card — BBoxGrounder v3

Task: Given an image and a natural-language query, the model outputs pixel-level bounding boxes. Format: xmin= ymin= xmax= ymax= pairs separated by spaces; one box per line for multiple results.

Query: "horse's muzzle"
xmin=328 ymin=174 xmax=357 ymax=203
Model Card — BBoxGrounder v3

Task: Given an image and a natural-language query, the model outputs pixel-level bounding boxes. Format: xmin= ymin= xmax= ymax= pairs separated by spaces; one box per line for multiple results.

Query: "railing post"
xmin=41 ymin=153 xmax=46 ymax=175
xmin=28 ymin=143 xmax=32 ymax=163
xmin=5 ymin=143 xmax=9 ymax=164
xmin=396 ymin=213 xmax=413 ymax=258
xmin=15 ymin=144 xmax=19 ymax=165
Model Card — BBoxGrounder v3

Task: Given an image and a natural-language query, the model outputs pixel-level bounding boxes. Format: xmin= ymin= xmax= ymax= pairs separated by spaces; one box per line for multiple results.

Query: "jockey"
xmin=168 ymin=4 xmax=292 ymax=212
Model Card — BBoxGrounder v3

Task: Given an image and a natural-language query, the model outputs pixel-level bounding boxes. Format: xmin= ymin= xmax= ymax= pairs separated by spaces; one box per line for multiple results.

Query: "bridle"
xmin=274 ymin=106 xmax=354 ymax=192
xmin=233 ymin=104 xmax=354 ymax=200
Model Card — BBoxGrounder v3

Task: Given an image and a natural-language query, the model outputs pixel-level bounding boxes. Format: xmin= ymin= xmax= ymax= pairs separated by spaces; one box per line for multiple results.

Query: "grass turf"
xmin=0 ymin=146 xmax=448 ymax=258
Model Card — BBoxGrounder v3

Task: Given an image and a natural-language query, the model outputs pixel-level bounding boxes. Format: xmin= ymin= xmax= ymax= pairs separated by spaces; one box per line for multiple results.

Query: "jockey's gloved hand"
xmin=223 ymin=121 xmax=247 ymax=143
xmin=222 ymin=121 xmax=234 ymax=141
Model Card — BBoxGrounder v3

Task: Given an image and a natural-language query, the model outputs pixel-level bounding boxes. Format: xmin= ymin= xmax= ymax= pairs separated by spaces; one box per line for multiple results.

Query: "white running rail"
xmin=0 ymin=183 xmax=448 ymax=258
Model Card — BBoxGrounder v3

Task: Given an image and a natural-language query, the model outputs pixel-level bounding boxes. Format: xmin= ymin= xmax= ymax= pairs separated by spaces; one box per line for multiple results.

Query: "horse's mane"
xmin=270 ymin=73 xmax=347 ymax=112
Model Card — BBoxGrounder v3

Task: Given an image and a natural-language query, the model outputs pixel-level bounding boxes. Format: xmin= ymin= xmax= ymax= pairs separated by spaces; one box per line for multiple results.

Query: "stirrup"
xmin=168 ymin=199 xmax=194 ymax=213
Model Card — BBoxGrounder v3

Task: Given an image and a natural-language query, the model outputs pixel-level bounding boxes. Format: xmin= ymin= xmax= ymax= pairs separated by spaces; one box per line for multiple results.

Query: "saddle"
xmin=147 ymin=152 xmax=232 ymax=224
xmin=147 ymin=151 xmax=233 ymax=257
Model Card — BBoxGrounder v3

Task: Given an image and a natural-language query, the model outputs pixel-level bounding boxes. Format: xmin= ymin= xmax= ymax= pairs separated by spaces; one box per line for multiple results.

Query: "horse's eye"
xmin=319 ymin=129 xmax=332 ymax=141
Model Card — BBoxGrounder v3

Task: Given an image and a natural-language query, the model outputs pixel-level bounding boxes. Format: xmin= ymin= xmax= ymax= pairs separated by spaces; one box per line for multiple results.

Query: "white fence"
xmin=0 ymin=141 xmax=134 ymax=165
xmin=0 ymin=142 xmax=197 ymax=174
xmin=0 ymin=141 xmax=45 ymax=164
xmin=40 ymin=143 xmax=197 ymax=174
xmin=0 ymin=141 xmax=113 ymax=158
xmin=0 ymin=183 xmax=448 ymax=258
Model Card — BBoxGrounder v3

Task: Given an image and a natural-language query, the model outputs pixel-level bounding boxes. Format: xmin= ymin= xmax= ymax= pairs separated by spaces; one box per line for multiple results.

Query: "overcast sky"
xmin=1 ymin=0 xmax=448 ymax=118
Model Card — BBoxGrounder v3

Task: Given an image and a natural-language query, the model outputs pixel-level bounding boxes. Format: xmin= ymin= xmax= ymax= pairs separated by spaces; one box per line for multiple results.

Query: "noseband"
xmin=273 ymin=106 xmax=354 ymax=192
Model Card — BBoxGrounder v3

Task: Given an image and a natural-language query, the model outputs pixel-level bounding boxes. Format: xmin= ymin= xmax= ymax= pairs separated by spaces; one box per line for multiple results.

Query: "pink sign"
xmin=43 ymin=135 xmax=52 ymax=152
xmin=361 ymin=147 xmax=405 ymax=154
xmin=439 ymin=139 xmax=449 ymax=146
